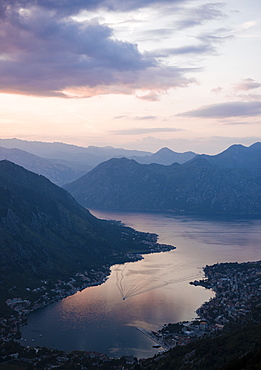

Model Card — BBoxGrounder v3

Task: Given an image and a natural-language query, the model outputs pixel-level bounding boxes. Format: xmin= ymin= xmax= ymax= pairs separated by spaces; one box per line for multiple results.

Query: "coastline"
xmin=144 ymin=260 xmax=261 ymax=352
xmin=0 ymin=239 xmax=175 ymax=345
xmin=1 ymin=259 xmax=260 ymax=368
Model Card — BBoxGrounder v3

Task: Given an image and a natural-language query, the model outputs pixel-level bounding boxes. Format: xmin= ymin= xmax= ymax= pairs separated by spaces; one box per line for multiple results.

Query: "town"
xmin=0 ymin=260 xmax=260 ymax=369
xmin=152 ymin=260 xmax=261 ymax=350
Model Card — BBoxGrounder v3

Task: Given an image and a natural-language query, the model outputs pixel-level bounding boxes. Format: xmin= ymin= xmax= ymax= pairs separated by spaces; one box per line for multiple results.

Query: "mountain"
xmin=132 ymin=147 xmax=196 ymax=165
xmin=0 ymin=138 xmax=151 ymax=167
xmin=0 ymin=146 xmax=88 ymax=186
xmin=64 ymin=143 xmax=261 ymax=214
xmin=198 ymin=142 xmax=261 ymax=175
xmin=0 ymin=160 xmax=161 ymax=301
xmin=0 ymin=138 xmax=195 ymax=173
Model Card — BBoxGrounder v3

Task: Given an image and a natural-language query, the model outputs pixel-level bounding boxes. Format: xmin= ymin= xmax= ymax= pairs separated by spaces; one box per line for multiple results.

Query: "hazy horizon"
xmin=0 ymin=1 xmax=260 ymax=154
xmin=0 ymin=137 xmax=260 ymax=156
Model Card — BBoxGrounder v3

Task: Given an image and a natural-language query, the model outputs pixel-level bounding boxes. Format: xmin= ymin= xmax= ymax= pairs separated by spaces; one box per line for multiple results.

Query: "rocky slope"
xmin=0 ymin=160 xmax=162 ymax=299
xmin=198 ymin=142 xmax=261 ymax=175
xmin=64 ymin=143 xmax=261 ymax=214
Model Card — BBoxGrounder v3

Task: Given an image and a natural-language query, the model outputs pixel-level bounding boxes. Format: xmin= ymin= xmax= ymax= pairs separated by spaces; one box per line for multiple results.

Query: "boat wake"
xmin=115 ymin=263 xmax=202 ymax=300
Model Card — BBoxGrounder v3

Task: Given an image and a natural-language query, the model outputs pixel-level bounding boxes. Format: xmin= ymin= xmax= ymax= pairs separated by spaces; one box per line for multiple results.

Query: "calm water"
xmin=21 ymin=211 xmax=261 ymax=358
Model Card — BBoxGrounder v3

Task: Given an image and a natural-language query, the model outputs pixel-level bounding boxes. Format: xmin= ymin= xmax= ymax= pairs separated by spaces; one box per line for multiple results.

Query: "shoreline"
xmin=136 ymin=327 xmax=172 ymax=351
xmin=0 ymin=241 xmax=175 ymax=345
xmin=151 ymin=260 xmax=261 ymax=351
xmin=1 ymin=259 xmax=260 ymax=368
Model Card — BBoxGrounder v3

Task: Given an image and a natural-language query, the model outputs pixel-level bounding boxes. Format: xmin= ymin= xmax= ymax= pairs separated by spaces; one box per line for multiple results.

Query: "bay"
xmin=21 ymin=211 xmax=261 ymax=358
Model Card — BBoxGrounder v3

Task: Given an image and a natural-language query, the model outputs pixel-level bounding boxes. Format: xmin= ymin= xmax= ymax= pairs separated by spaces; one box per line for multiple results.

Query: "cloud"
xmin=114 ymin=115 xmax=129 ymax=120
xmin=136 ymin=92 xmax=161 ymax=101
xmin=197 ymin=28 xmax=233 ymax=45
xmin=237 ymin=94 xmax=261 ymax=102
xmin=0 ymin=4 xmax=196 ymax=98
xmin=177 ymin=101 xmax=261 ymax=118
xmin=175 ymin=2 xmax=226 ymax=30
xmin=113 ymin=115 xmax=157 ymax=120
xmin=233 ymin=78 xmax=261 ymax=92
xmin=0 ymin=0 xmax=188 ymax=18
xmin=221 ymin=120 xmax=257 ymax=125
xmin=133 ymin=116 xmax=157 ymax=120
xmin=211 ymin=86 xmax=223 ymax=94
xmin=111 ymin=127 xmax=182 ymax=135
xmin=150 ymin=26 xmax=233 ymax=60
xmin=156 ymin=44 xmax=215 ymax=56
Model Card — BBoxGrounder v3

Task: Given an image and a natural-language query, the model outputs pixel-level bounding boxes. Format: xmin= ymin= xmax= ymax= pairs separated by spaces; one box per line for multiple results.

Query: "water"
xmin=21 ymin=211 xmax=261 ymax=358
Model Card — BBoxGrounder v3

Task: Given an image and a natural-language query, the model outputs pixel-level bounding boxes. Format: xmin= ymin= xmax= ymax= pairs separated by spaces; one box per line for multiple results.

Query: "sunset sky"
xmin=0 ymin=0 xmax=260 ymax=154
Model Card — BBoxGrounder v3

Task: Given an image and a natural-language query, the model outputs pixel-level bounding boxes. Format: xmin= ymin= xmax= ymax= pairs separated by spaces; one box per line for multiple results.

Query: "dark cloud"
xmin=0 ymin=1 xmax=232 ymax=99
xmin=111 ymin=127 xmax=182 ymax=135
xmin=0 ymin=5 xmax=197 ymax=97
xmin=1 ymin=0 xmax=188 ymax=17
xmin=177 ymin=101 xmax=261 ymax=118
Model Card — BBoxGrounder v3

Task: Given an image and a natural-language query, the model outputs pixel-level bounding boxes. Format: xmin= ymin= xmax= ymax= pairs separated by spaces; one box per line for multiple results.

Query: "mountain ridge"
xmin=0 ymin=138 xmax=197 ymax=172
xmin=64 ymin=142 xmax=261 ymax=214
xmin=195 ymin=142 xmax=261 ymax=175
xmin=0 ymin=146 xmax=88 ymax=186
xmin=0 ymin=160 xmax=165 ymax=302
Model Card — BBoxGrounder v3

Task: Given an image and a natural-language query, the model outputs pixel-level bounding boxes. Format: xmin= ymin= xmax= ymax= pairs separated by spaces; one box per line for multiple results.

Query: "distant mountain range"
xmin=0 ymin=160 xmax=161 ymax=303
xmin=0 ymin=138 xmax=150 ymax=167
xmin=0 ymin=139 xmax=197 ymax=185
xmin=1 ymin=138 xmax=260 ymax=214
xmin=0 ymin=146 xmax=88 ymax=186
xmin=64 ymin=143 xmax=261 ymax=214
xmin=132 ymin=147 xmax=196 ymax=165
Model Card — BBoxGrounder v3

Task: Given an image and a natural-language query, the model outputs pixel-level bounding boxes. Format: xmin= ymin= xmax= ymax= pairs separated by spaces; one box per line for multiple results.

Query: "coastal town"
xmin=148 ymin=260 xmax=261 ymax=350
xmin=0 ymin=260 xmax=260 ymax=369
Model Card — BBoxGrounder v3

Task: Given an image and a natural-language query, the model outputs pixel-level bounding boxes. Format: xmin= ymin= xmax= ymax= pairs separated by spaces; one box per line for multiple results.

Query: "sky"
xmin=0 ymin=0 xmax=260 ymax=154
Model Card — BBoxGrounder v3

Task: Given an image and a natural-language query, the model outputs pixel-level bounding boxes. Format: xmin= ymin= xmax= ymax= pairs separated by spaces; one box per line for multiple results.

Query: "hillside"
xmin=0 ymin=160 xmax=165 ymax=309
xmin=198 ymin=142 xmax=261 ymax=175
xmin=138 ymin=318 xmax=261 ymax=370
xmin=64 ymin=143 xmax=261 ymax=214
xmin=0 ymin=146 xmax=88 ymax=186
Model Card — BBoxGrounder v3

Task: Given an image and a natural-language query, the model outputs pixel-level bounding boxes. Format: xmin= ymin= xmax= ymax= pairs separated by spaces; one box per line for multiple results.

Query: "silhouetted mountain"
xmin=0 ymin=160 xmax=161 ymax=297
xmin=64 ymin=143 xmax=261 ymax=214
xmin=0 ymin=146 xmax=88 ymax=186
xmin=198 ymin=142 xmax=261 ymax=175
xmin=132 ymin=147 xmax=196 ymax=165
